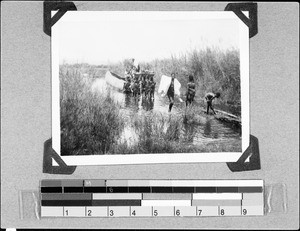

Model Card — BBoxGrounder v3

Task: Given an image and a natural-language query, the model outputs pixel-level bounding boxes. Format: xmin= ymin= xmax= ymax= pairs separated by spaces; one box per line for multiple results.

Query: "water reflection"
xmin=183 ymin=122 xmax=196 ymax=142
xmin=141 ymin=96 xmax=154 ymax=111
xmin=91 ymin=77 xmax=241 ymax=149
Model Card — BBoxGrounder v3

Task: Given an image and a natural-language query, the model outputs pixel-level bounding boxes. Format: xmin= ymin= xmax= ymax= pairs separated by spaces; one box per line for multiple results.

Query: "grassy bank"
xmin=111 ymin=111 xmax=241 ymax=154
xmin=60 ymin=67 xmax=124 ymax=156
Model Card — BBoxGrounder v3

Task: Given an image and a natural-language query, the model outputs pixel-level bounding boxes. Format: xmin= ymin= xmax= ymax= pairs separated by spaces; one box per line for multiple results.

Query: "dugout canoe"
xmin=214 ymin=109 xmax=241 ymax=128
xmin=105 ymin=71 xmax=125 ymax=90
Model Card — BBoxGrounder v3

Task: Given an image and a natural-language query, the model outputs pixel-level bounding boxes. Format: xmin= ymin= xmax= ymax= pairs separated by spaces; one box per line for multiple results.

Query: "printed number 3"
xmin=109 ymin=210 xmax=114 ymax=216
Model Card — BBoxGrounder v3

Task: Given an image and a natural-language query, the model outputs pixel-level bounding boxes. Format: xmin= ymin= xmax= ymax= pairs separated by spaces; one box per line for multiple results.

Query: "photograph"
xmin=51 ymin=11 xmax=249 ymax=165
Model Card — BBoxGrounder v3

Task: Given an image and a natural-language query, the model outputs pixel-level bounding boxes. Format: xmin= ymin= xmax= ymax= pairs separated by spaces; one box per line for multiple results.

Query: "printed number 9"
xmin=242 ymin=209 xmax=247 ymax=215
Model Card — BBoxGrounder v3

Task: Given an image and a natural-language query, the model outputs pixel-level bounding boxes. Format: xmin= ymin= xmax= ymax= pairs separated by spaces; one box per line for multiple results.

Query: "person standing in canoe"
xmin=204 ymin=92 xmax=221 ymax=115
xmin=186 ymin=75 xmax=196 ymax=107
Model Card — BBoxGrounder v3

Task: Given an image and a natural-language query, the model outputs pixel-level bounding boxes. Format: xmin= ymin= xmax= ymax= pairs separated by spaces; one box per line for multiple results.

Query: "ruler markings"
xmin=40 ymin=180 xmax=264 ymax=217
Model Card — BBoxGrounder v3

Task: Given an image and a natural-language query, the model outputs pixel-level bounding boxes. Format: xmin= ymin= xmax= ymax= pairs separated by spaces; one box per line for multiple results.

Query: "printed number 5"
xmin=153 ymin=210 xmax=158 ymax=216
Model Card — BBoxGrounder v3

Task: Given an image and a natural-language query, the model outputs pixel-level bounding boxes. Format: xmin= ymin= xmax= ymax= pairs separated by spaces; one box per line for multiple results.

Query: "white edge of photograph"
xmin=51 ymin=11 xmax=249 ymax=166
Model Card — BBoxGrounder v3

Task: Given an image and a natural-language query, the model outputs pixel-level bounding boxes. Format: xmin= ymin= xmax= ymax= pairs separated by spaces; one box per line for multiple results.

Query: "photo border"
xmin=52 ymin=11 xmax=249 ymax=166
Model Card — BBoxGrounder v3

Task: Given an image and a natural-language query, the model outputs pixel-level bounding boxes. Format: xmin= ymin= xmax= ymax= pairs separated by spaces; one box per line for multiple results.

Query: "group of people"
xmin=166 ymin=72 xmax=220 ymax=114
xmin=123 ymin=59 xmax=156 ymax=100
xmin=122 ymin=58 xmax=221 ymax=115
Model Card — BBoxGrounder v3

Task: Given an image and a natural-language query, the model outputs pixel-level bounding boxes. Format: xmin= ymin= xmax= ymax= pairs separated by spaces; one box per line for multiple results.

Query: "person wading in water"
xmin=204 ymin=92 xmax=221 ymax=115
xmin=167 ymin=73 xmax=176 ymax=112
xmin=186 ymin=75 xmax=196 ymax=107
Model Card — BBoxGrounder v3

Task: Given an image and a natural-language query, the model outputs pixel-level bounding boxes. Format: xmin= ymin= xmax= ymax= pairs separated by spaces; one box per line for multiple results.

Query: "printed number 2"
xmin=87 ymin=210 xmax=92 ymax=216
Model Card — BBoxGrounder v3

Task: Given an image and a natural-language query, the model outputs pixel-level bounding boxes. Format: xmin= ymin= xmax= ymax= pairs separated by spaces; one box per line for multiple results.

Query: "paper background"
xmin=1 ymin=1 xmax=299 ymax=229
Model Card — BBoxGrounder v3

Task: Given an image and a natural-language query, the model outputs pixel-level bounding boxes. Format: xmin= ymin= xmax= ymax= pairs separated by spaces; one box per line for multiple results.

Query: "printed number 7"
xmin=198 ymin=210 xmax=202 ymax=216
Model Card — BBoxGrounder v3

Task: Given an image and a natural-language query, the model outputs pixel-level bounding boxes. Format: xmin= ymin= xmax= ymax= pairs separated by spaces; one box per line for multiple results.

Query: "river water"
xmin=91 ymin=77 xmax=241 ymax=151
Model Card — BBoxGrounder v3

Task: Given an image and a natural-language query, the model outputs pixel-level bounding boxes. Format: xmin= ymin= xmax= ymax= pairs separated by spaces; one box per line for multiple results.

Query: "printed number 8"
xmin=220 ymin=209 xmax=225 ymax=216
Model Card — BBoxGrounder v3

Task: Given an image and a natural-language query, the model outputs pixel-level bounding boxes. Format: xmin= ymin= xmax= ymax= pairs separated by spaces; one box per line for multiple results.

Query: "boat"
xmin=214 ymin=109 xmax=241 ymax=128
xmin=105 ymin=71 xmax=126 ymax=90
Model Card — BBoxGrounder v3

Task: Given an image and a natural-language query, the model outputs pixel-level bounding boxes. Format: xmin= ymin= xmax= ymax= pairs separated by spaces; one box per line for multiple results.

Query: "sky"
xmin=55 ymin=12 xmax=241 ymax=65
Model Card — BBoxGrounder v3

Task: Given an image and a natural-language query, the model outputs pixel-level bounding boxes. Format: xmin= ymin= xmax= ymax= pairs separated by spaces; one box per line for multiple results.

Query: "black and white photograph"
xmin=52 ymin=11 xmax=249 ymax=165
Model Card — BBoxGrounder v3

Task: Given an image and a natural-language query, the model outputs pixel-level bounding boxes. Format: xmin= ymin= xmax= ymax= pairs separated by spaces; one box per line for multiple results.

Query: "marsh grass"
xmin=60 ymin=67 xmax=124 ymax=156
xmin=108 ymin=47 xmax=241 ymax=116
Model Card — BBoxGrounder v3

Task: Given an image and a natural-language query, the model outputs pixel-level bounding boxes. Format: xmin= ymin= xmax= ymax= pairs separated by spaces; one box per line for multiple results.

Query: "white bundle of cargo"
xmin=158 ymin=75 xmax=182 ymax=99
